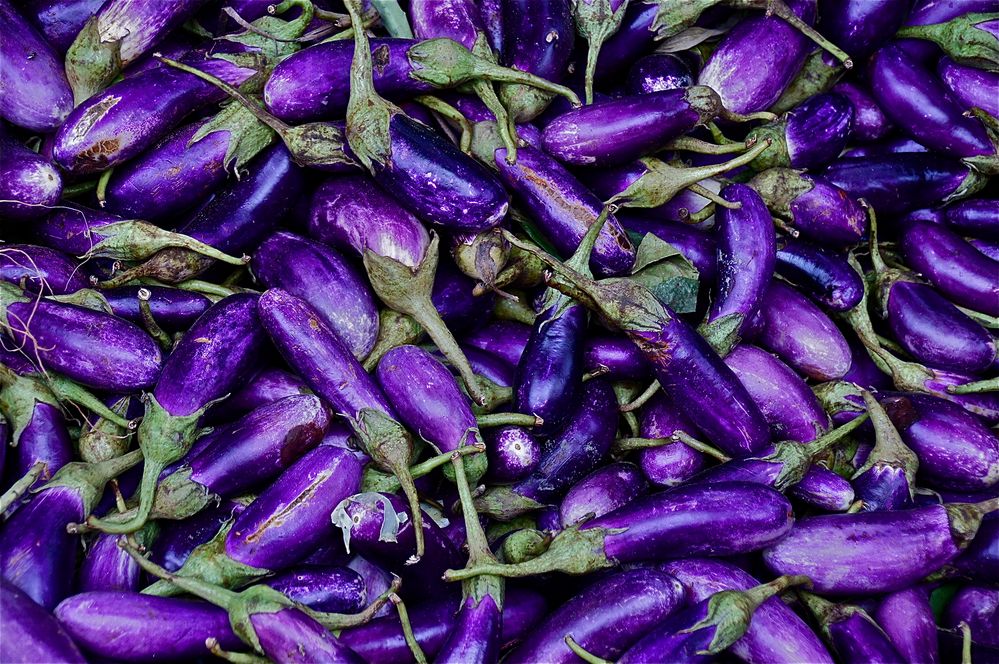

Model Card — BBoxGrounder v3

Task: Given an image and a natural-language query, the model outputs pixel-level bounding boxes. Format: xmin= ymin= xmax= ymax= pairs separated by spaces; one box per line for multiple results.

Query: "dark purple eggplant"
xmin=875 ymin=586 xmax=940 ymax=664
xmin=949 ymin=513 xmax=999 ymax=583
xmin=636 ymin=393 xmax=708 ymax=488
xmin=572 ymin=0 xmax=630 ymax=104
xmin=943 ymin=198 xmax=999 ymax=239
xmin=749 ymin=92 xmax=853 ymax=170
xmin=150 ymin=499 xmax=247 ymax=573
xmin=78 ymin=525 xmax=156 ymax=593
xmin=462 ymin=320 xmax=532 ymax=367
xmin=20 ymin=0 xmax=103 ymax=53
xmin=898 ymin=0 xmax=998 ymax=62
xmin=206 ymin=367 xmax=310 ymax=423
xmin=851 ymin=391 xmax=918 ymax=513
xmin=763 ymin=497 xmax=998 ymax=594
xmin=800 ymin=592 xmax=906 ymax=664
xmin=559 ymin=462 xmax=647 ymax=527
xmin=896 ymin=10 xmax=999 ymax=71
xmin=818 ymin=0 xmax=910 ymax=58
xmin=100 ymin=285 xmax=211 ymax=332
xmin=626 ymin=53 xmax=693 ymax=95
xmin=0 ymin=139 xmax=62 ymax=221
xmin=748 ymin=169 xmax=868 ymax=245
xmin=265 ymin=566 xmax=366 ymax=613
xmin=775 ymin=239 xmax=863 ymax=311
xmin=582 ymin=334 xmax=649 ymax=380
xmin=944 ymin=585 xmax=999 ymax=649
xmin=0 ymin=0 xmax=72 ymax=132
xmin=1 ymin=580 xmax=86 ymax=664
xmin=938 ymin=57 xmax=999 ymax=117
xmin=832 ymin=80 xmax=893 ymax=142
xmin=0 ymin=245 xmax=86 ymax=296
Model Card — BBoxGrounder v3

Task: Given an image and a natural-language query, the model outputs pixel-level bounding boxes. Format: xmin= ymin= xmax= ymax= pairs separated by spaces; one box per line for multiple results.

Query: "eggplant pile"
xmin=1 ymin=0 xmax=998 ymax=662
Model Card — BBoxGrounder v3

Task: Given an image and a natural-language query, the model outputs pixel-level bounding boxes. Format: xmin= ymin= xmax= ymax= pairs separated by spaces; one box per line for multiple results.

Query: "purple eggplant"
xmin=706 ymin=183 xmax=776 ymax=337
xmin=253 ymin=231 xmax=379 ymax=360
xmin=833 ymin=80 xmax=893 ymax=142
xmin=0 ymin=0 xmax=72 ymax=132
xmin=100 ymin=285 xmax=211 ymax=331
xmin=749 ymin=92 xmax=854 ymax=170
xmin=55 ymin=591 xmax=244 ymax=662
xmin=851 ymin=391 xmax=918 ymax=512
xmin=901 ymin=219 xmax=999 ymax=316
xmin=0 ymin=451 xmax=142 ymax=608
xmin=898 ymin=0 xmax=998 ymax=62
xmin=151 ymin=499 xmax=246 ymax=573
xmin=265 ymin=566 xmax=366 ymax=613
xmin=637 ymin=393 xmax=708 ymax=488
xmin=823 ymin=153 xmax=987 ymax=217
xmin=20 ymin=0 xmax=104 ymax=53
xmin=775 ymin=239 xmax=864 ymax=311
xmin=474 ymin=379 xmax=618 ymax=518
xmin=800 ymin=592 xmax=906 ymax=664
xmin=0 ymin=245 xmax=86 ymax=296
xmin=763 ymin=497 xmax=999 ymax=594
xmin=618 ymin=575 xmax=810 ymax=664
xmin=662 ymin=558 xmax=834 ymax=664
xmin=78 ymin=525 xmax=156 ymax=593
xmin=950 ymin=513 xmax=999 ymax=583
xmin=572 ymin=0 xmax=630 ymax=104
xmin=1 ymin=580 xmax=85 ymax=664
xmin=875 ymin=586 xmax=940 ymax=664
xmin=944 ymin=585 xmax=999 ymax=648
xmin=506 ymin=568 xmax=685 ymax=664
xmin=626 ymin=53 xmax=693 ymax=95
xmin=206 ymin=367 xmax=310 ymax=423
xmin=620 ymin=216 xmax=718 ymax=281
xmin=463 ymin=320 xmax=532 ymax=367
xmin=495 ymin=145 xmax=636 ymax=277
xmin=896 ymin=10 xmax=999 ymax=71
xmin=0 ymin=139 xmax=62 ymax=221
xmin=938 ymin=57 xmax=999 ymax=117
xmin=583 ymin=334 xmax=650 ymax=380
xmin=748 ymin=169 xmax=868 ymax=245
xmin=0 ymin=367 xmax=73 ymax=481
xmin=591 ymin=2 xmax=658 ymax=81
xmin=944 ymin=198 xmax=999 ymax=239
xmin=559 ymin=462 xmax=647 ymax=527
xmin=754 ymin=280 xmax=852 ymax=381
xmin=485 ymin=425 xmax=540 ymax=483
xmin=818 ymin=0 xmax=910 ymax=58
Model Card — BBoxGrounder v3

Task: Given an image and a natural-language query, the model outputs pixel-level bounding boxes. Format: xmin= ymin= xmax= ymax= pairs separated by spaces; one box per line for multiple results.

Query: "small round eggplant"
xmin=637 ymin=393 xmax=708 ymax=488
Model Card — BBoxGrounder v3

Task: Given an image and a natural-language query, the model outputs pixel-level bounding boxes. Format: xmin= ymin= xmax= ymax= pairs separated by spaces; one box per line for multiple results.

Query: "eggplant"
xmin=572 ymin=0 xmax=630 ymax=104
xmin=748 ymin=169 xmax=868 ymax=245
xmin=626 ymin=53 xmax=693 ymax=95
xmin=462 ymin=320 xmax=532 ymax=367
xmin=150 ymin=499 xmax=246 ymax=573
xmin=0 ymin=139 xmax=62 ymax=221
xmin=775 ymin=239 xmax=864 ymax=311
xmin=506 ymin=569 xmax=686 ymax=664
xmin=938 ymin=57 xmax=999 ymax=117
xmin=0 ymin=0 xmax=72 ymax=132
xmin=559 ymin=462 xmax=647 ymax=527
xmin=99 ymin=286 xmax=211 ymax=332
xmin=951 ymin=515 xmax=999 ymax=583
xmin=78 ymin=525 xmax=156 ymax=593
xmin=898 ymin=0 xmax=998 ymax=61
xmin=265 ymin=566 xmax=366 ymax=613
xmin=851 ymin=391 xmax=918 ymax=513
xmin=944 ymin=198 xmax=999 ymax=239
xmin=583 ymin=335 xmax=650 ymax=380
xmin=206 ymin=367 xmax=310 ymax=423
xmin=485 ymin=425 xmax=540 ymax=483
xmin=0 ymin=365 xmax=72 ymax=481
xmin=749 ymin=92 xmax=853 ymax=170
xmin=619 ymin=216 xmax=718 ymax=281
xmin=800 ymin=592 xmax=906 ymax=664
xmin=817 ymin=0 xmax=910 ymax=58
xmin=0 ymin=245 xmax=86 ymax=296
xmin=832 ymin=80 xmax=893 ymax=142
xmin=1 ymin=580 xmax=86 ymax=664
xmin=637 ymin=393 xmax=708 ymax=488
xmin=944 ymin=585 xmax=999 ymax=648
xmin=19 ymin=0 xmax=104 ymax=53
xmin=763 ymin=498 xmax=999 ymax=594
xmin=874 ymin=586 xmax=940 ymax=664
xmin=895 ymin=10 xmax=999 ymax=72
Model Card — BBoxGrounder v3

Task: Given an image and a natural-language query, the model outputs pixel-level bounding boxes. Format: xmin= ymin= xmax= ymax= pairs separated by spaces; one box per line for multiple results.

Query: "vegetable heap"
xmin=1 ymin=0 xmax=998 ymax=662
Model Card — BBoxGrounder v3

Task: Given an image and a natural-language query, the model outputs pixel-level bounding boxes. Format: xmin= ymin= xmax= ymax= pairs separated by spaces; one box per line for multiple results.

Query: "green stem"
xmin=667 ymin=136 xmax=750 ymax=155
xmin=681 ymin=202 xmax=716 ymax=225
xmin=472 ymin=80 xmax=518 ymax=162
xmin=207 ymin=640 xmax=270 ymax=664
xmin=671 ymin=431 xmax=733 ymax=462
xmin=472 ymin=61 xmax=581 ymax=107
xmin=801 ymin=411 xmax=870 ymax=458
xmin=476 ymin=412 xmax=542 ymax=428
xmin=565 ymin=636 xmax=612 ymax=664
xmin=947 ymin=375 xmax=999 ymax=394
xmin=391 ymin=594 xmax=428 ymax=663
xmin=0 ymin=461 xmax=46 ymax=514
xmin=367 ymin=444 xmax=484 ymax=493
xmin=619 ymin=380 xmax=660 ymax=413
xmin=370 ymin=0 xmax=413 ymax=38
xmin=61 ymin=180 xmax=98 ymax=198
xmin=124 ymin=540 xmax=238 ymax=609
xmin=687 ymin=182 xmax=740 ymax=209
xmin=137 ymin=289 xmax=173 ymax=351
xmin=310 ymin=575 xmax=402 ymax=631
xmin=415 ymin=95 xmax=473 ymax=153
xmin=960 ymin=621 xmax=972 ymax=664
xmin=742 ymin=0 xmax=852 ymax=66
xmin=95 ymin=168 xmax=113 ymax=207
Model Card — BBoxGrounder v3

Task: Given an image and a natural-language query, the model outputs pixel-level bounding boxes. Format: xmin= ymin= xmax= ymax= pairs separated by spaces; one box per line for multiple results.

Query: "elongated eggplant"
xmin=662 ymin=558 xmax=834 ymax=664
xmin=620 ymin=216 xmax=718 ymax=281
xmin=264 ymin=566 xmax=366 ymax=613
xmin=637 ymin=393 xmax=708 ymax=488
xmin=938 ymin=57 xmax=999 ymax=117
xmin=1 ymin=580 xmax=85 ymax=664
xmin=944 ymin=198 xmax=999 ymax=239
xmin=749 ymin=92 xmax=853 ymax=170
xmin=78 ymin=525 xmax=157 ymax=593
xmin=875 ymin=586 xmax=939 ymax=664
xmin=583 ymin=335 xmax=650 ymax=380
xmin=818 ymin=0 xmax=910 ymax=58
xmin=0 ymin=245 xmax=86 ymax=296
xmin=800 ymin=592 xmax=906 ymax=664
xmin=506 ymin=569 xmax=685 ymax=664
xmin=763 ymin=498 xmax=998 ymax=594
xmin=207 ymin=367 xmax=310 ymax=423
xmin=775 ymin=239 xmax=863 ymax=311
xmin=559 ymin=462 xmax=647 ymax=527
xmin=0 ymin=367 xmax=72 ymax=482
xmin=0 ymin=0 xmax=72 ymax=132
xmin=151 ymin=499 xmax=246 ymax=573
xmin=462 ymin=320 xmax=532 ymax=367
xmin=832 ymin=80 xmax=892 ymax=142
xmin=100 ymin=286 xmax=211 ymax=331
xmin=749 ymin=169 xmax=867 ymax=245
xmin=0 ymin=139 xmax=62 ymax=221
xmin=898 ymin=0 xmax=998 ymax=62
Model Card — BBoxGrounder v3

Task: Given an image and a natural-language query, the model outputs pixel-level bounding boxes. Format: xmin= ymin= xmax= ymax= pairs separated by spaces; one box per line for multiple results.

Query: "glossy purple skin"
xmin=309 ymin=175 xmax=430 ymax=269
xmin=818 ymin=0 xmax=910 ymax=58
xmin=152 ymin=293 xmax=264 ymax=416
xmin=3 ymin=585 xmax=83 ymax=664
xmin=0 ymin=0 xmax=72 ymax=132
xmin=509 ymin=379 xmax=618 ymax=505
xmin=206 ymin=367 xmax=309 ymax=423
xmin=952 ymin=516 xmax=999 ymax=582
xmin=823 ymin=153 xmax=980 ymax=216
xmin=775 ymin=239 xmax=863 ymax=311
xmin=0 ymin=486 xmax=82 ymax=609
xmin=708 ymin=184 xmax=776 ymax=331
xmin=515 ymin=294 xmax=585 ymax=434
xmin=886 ymin=280 xmax=996 ymax=374
xmin=265 ymin=566 xmax=365 ymax=613
xmin=495 ymin=145 xmax=636 ymax=277
xmin=626 ymin=54 xmax=693 ymax=95
xmin=662 ymin=558 xmax=834 ymax=664
xmin=843 ymin=137 xmax=930 ymax=158
xmin=265 ymin=39 xmax=432 ymax=122
xmin=789 ymin=465 xmax=854 ymax=511
xmin=375 ymin=113 xmax=509 ymax=233
xmin=697 ymin=0 xmax=816 ymax=113
xmin=725 ymin=344 xmax=830 ymax=443
xmin=101 ymin=286 xmax=211 ymax=331
xmin=485 ymin=425 xmax=541 ymax=483
xmin=638 ymin=393 xmax=707 ymax=488
xmin=583 ymin=335 xmax=649 ymax=380
xmin=853 ymin=464 xmax=913 ymax=512
xmin=151 ymin=500 xmax=245 ymax=572
xmin=926 ymin=371 xmax=999 ymax=424
xmin=376 ymin=345 xmax=476 ymax=453
xmin=938 ymin=57 xmax=999 ymax=117
xmin=410 ymin=0 xmax=483 ymax=49
xmin=506 ymin=569 xmax=686 ymax=664
xmin=541 ymin=90 xmax=704 ymax=167
xmin=53 ymin=55 xmax=253 ymax=174
xmin=11 ymin=400 xmax=70 ymax=481
xmin=251 ymin=606 xmax=363 ymax=664
xmin=945 ymin=586 xmax=999 ymax=648
xmin=785 ymin=92 xmax=854 ymax=168
xmin=2 ymin=297 xmax=163 ymax=391
xmin=55 ymin=592 xmax=242 ymax=662
xmin=763 ymin=503 xmax=968 ymax=594
xmin=186 ymin=394 xmax=330 ymax=498
xmin=259 ymin=289 xmax=396 ymax=420
xmin=431 ymin=257 xmax=493 ymax=329
xmin=340 ymin=588 xmax=547 ymax=663
xmin=901 ymin=220 xmax=999 ymax=316
xmin=463 ymin=344 xmax=515 ymax=388
xmin=103 ymin=119 xmax=231 ymax=222
xmin=899 ymin=0 xmax=998 ymax=61
xmin=31 ymin=204 xmax=120 ymax=256
xmin=225 ymin=444 xmax=363 ymax=570
xmin=617 ymin=597 xmax=721 ymax=664
xmin=833 ymin=81 xmax=893 ymax=142
xmin=785 ymin=174 xmax=868 ymax=245
xmin=621 ymin=216 xmax=718 ymax=280
xmin=0 ymin=140 xmax=62 ymax=220
xmin=78 ymin=532 xmax=139 ymax=593
xmin=0 ymin=245 xmax=86 ymax=296
xmin=944 ymin=199 xmax=999 ymax=239
xmin=560 ymin=462 xmax=647 ymax=527
xmin=436 ymin=595 xmax=502 ymax=664
xmin=754 ymin=280 xmax=852 ymax=381
xmin=21 ymin=0 xmax=103 ymax=52
xmin=875 ymin=587 xmax=939 ymax=664
xmin=462 ymin=320 xmax=532 ymax=367
xmin=823 ymin=608 xmax=906 ymax=664
xmin=176 ymin=144 xmax=305 ymax=257
xmin=585 ymin=482 xmax=794 ymax=562
xmin=882 ymin=393 xmax=999 ymax=491
xmin=253 ymin=231 xmax=378 ymax=360
xmin=593 ymin=2 xmax=658 ymax=80
xmin=870 ymin=45 xmax=993 ymax=160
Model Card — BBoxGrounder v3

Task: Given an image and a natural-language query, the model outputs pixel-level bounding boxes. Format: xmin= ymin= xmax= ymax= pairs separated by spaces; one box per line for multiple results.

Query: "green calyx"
xmin=344 ymin=0 xmax=397 ymax=172
xmin=770 ymin=48 xmax=846 ymax=115
xmin=945 ymin=497 xmax=999 ymax=550
xmin=65 ymin=16 xmax=125 ymax=105
xmin=851 ymin=391 xmax=918 ymax=498
xmin=650 ymin=0 xmax=718 ymax=40
xmin=41 ymin=449 xmax=143 ymax=517
xmin=500 ymin=528 xmax=551 ymax=564
xmin=765 ymin=412 xmax=870 ymax=491
xmin=190 ymin=103 xmax=277 ymax=173
xmin=745 ymin=122 xmax=790 ymax=171
xmin=77 ymin=393 xmax=134 ymax=464
xmin=82 ymin=220 xmax=248 ymax=265
xmin=220 ymin=0 xmax=317 ymax=65
xmin=48 ymin=289 xmax=113 ymax=313
xmin=799 ymin=591 xmax=871 ymax=638
xmin=896 ymin=12 xmax=999 ymax=72
xmin=361 ymin=310 xmax=423 ymax=372
xmin=473 ymin=485 xmax=545 ymax=521
xmin=574 ymin=0 xmax=633 ymax=104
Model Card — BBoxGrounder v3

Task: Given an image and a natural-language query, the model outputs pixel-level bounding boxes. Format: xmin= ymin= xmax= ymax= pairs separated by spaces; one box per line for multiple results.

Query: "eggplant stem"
xmin=137 ymin=289 xmax=173 ymax=351
xmin=310 ymin=575 xmax=402 ymax=630
xmin=565 ymin=636 xmax=613 ymax=664
xmin=687 ymin=183 xmax=739 ymax=209
xmin=391 ymin=594 xmax=428 ymax=664
xmin=960 ymin=622 xmax=973 ymax=664
xmin=706 ymin=122 xmax=739 ymax=145
xmin=0 ymin=461 xmax=46 ymax=515
xmin=476 ymin=412 xmax=542 ymax=428
xmin=85 ymin=458 xmax=164 ymax=534
xmin=207 ymin=639 xmax=270 ymax=664
xmin=472 ymin=80 xmax=518 ymax=162
xmin=450 ymin=452 xmax=494 ymax=565
xmin=371 ymin=444 xmax=484 ymax=493
xmin=801 ymin=412 xmax=870 ymax=457
xmin=415 ymin=95 xmax=473 ymax=154
xmin=947 ymin=375 xmax=999 ymax=394
xmin=123 ymin=539 xmax=239 ymax=609
xmin=619 ymin=380 xmax=660 ymax=413
xmin=754 ymin=0 xmax=853 ymax=67
xmin=671 ymin=431 xmax=732 ymax=462
xmin=95 ymin=168 xmax=113 ymax=207
xmin=473 ymin=61 xmax=581 ymax=107
xmin=681 ymin=203 xmax=716 ymax=225
xmin=667 ymin=136 xmax=749 ymax=155
xmin=583 ymin=41 xmax=600 ymax=105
